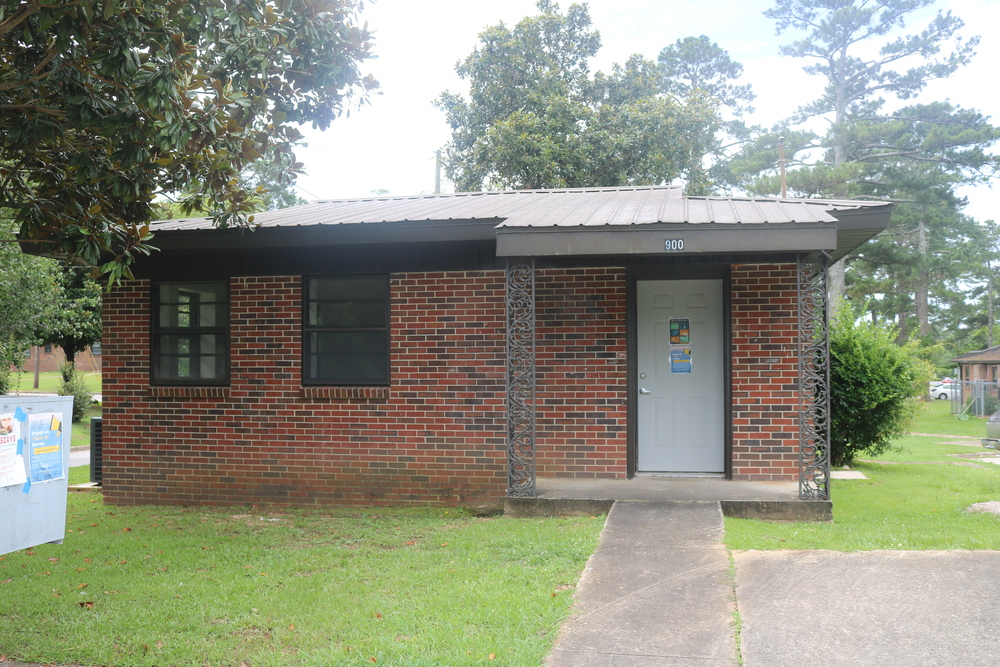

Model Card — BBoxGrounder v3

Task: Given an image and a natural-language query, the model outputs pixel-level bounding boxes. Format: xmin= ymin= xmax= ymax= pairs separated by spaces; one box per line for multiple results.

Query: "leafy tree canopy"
xmin=153 ymin=146 xmax=309 ymax=219
xmin=732 ymin=102 xmax=1000 ymax=199
xmin=765 ymin=0 xmax=979 ymax=127
xmin=436 ymin=1 xmax=721 ymax=193
xmin=242 ymin=149 xmax=309 ymax=211
xmin=0 ymin=214 xmax=59 ymax=394
xmin=37 ymin=264 xmax=103 ymax=366
xmin=0 ymin=0 xmax=377 ymax=282
xmin=725 ymin=0 xmax=992 ymax=331
xmin=657 ymin=35 xmax=754 ymax=116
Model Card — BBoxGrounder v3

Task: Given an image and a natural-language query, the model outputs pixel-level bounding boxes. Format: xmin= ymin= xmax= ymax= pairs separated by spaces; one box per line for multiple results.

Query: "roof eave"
xmin=495 ymin=222 xmax=837 ymax=257
xmin=148 ymin=217 xmax=501 ymax=252
xmin=827 ymin=204 xmax=894 ymax=262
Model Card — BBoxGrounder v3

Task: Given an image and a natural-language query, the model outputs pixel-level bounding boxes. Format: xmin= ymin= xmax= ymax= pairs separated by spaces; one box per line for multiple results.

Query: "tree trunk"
xmin=827 ymin=94 xmax=848 ymax=314
xmin=915 ymin=212 xmax=930 ymax=338
xmin=914 ymin=285 xmax=929 ymax=338
xmin=989 ymin=270 xmax=994 ymax=348
xmin=829 ymin=260 xmax=846 ymax=314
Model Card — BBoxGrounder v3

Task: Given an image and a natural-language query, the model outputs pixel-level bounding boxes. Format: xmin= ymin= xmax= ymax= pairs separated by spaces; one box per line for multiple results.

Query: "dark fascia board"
xmin=495 ymin=223 xmax=837 ymax=257
xmin=149 ymin=217 xmax=501 ymax=252
xmin=827 ymin=204 xmax=893 ymax=261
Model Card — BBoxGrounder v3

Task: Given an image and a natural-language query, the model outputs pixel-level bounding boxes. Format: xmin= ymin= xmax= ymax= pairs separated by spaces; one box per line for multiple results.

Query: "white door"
xmin=637 ymin=279 xmax=725 ymax=473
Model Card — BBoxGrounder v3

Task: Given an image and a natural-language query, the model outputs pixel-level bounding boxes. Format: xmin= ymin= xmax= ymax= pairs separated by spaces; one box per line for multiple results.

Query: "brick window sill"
xmin=302 ymin=386 xmax=390 ymax=400
xmin=149 ymin=386 xmax=230 ymax=398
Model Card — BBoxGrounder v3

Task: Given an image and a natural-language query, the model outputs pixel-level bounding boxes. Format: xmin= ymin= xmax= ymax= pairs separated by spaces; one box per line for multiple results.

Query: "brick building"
xmin=952 ymin=346 xmax=1000 ymax=383
xmin=100 ymin=186 xmax=890 ymax=507
xmin=19 ymin=344 xmax=102 ymax=375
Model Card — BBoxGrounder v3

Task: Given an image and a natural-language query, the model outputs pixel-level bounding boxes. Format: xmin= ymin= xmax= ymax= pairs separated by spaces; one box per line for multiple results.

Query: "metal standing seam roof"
xmin=149 ymin=186 xmax=889 ymax=232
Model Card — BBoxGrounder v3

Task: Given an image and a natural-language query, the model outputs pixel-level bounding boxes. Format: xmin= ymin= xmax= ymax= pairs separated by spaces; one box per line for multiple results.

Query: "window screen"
xmin=152 ymin=282 xmax=228 ymax=384
xmin=304 ymin=276 xmax=388 ymax=385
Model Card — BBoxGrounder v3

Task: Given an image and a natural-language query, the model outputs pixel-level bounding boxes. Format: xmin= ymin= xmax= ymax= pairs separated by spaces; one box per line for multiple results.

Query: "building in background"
xmin=18 ymin=344 xmax=102 ymax=375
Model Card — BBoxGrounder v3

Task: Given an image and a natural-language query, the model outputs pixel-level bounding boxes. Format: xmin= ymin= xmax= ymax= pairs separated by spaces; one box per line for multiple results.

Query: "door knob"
xmin=639 ymin=388 xmax=652 ymax=394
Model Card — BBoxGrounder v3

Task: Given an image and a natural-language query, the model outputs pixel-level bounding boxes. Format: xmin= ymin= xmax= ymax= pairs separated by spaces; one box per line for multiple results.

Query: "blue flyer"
xmin=670 ymin=346 xmax=692 ymax=374
xmin=28 ymin=412 xmax=64 ymax=483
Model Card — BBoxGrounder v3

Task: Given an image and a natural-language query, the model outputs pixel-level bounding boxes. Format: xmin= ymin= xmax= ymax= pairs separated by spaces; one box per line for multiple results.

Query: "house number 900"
xmin=664 ymin=239 xmax=684 ymax=251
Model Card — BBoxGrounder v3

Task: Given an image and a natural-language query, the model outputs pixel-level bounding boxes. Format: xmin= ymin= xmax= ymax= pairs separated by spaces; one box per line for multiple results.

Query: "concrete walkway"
xmin=548 ymin=500 xmax=1000 ymax=667
xmin=547 ymin=501 xmax=738 ymax=666
xmin=736 ymin=550 xmax=1000 ymax=666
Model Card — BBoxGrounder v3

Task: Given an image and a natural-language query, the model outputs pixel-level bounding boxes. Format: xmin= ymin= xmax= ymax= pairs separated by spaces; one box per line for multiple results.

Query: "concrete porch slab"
xmin=505 ymin=477 xmax=832 ymax=521
xmin=537 ymin=476 xmax=799 ymax=501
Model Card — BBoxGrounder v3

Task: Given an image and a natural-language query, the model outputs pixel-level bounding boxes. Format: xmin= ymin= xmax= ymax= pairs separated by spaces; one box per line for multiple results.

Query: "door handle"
xmin=639 ymin=388 xmax=652 ymax=394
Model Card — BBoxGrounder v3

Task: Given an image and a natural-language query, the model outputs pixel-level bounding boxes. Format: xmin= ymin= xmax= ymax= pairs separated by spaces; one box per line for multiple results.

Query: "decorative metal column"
xmin=797 ymin=254 xmax=831 ymax=500
xmin=506 ymin=259 xmax=536 ymax=497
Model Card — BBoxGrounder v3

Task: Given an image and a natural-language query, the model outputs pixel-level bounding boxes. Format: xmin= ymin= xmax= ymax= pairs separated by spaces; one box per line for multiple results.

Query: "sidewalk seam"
xmin=727 ymin=549 xmax=744 ymax=667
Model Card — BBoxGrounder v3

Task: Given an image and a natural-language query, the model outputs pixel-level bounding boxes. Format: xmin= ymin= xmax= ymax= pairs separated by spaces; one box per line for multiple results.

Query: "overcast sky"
xmin=292 ymin=0 xmax=999 ymax=222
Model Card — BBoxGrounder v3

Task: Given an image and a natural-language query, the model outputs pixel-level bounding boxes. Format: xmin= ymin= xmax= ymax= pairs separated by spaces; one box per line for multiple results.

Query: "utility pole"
xmin=777 ymin=136 xmax=787 ymax=198
xmin=434 ymin=150 xmax=441 ymax=194
xmin=989 ymin=265 xmax=994 ymax=348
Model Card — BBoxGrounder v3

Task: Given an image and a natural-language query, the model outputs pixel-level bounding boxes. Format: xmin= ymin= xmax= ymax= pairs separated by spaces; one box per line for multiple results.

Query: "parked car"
xmin=929 ymin=381 xmax=954 ymax=400
xmin=984 ymin=409 xmax=1000 ymax=449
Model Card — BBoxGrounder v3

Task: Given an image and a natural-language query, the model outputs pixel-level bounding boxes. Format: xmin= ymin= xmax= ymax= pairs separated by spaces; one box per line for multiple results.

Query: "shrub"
xmin=58 ymin=361 xmax=75 ymax=383
xmin=828 ymin=309 xmax=929 ymax=466
xmin=59 ymin=363 xmax=92 ymax=423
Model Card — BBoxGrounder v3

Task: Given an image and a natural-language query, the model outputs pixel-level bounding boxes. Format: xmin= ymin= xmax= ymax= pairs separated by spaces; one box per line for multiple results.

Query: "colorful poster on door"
xmin=28 ymin=412 xmax=64 ymax=483
xmin=669 ymin=318 xmax=690 ymax=344
xmin=670 ymin=346 xmax=692 ymax=374
xmin=0 ymin=413 xmax=27 ymax=487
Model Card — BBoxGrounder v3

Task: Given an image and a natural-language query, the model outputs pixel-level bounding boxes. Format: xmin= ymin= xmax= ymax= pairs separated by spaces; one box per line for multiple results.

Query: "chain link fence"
xmin=947 ymin=381 xmax=1000 ymax=418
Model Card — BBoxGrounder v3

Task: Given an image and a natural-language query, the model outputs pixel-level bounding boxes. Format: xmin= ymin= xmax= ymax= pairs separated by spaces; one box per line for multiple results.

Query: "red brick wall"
xmin=730 ymin=264 xmax=800 ymax=481
xmin=102 ymin=273 xmax=510 ymax=507
xmin=101 ymin=264 xmax=803 ymax=506
xmin=535 ymin=268 xmax=628 ymax=478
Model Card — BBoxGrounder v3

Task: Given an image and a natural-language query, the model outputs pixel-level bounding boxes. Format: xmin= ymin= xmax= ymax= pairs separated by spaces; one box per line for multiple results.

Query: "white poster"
xmin=0 ymin=412 xmax=27 ymax=487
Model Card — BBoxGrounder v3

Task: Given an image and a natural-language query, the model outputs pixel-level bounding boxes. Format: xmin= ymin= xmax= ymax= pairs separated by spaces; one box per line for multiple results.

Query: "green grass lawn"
xmin=71 ymin=405 xmax=102 ymax=448
xmin=0 ymin=498 xmax=605 ymax=667
xmin=725 ymin=399 xmax=1000 ymax=551
xmin=68 ymin=464 xmax=92 ymax=485
xmin=9 ymin=370 xmax=102 ymax=395
xmin=913 ymin=397 xmax=989 ymax=437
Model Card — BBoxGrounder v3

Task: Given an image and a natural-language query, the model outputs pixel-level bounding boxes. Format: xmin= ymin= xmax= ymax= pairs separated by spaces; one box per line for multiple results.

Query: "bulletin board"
xmin=1 ymin=395 xmax=72 ymax=556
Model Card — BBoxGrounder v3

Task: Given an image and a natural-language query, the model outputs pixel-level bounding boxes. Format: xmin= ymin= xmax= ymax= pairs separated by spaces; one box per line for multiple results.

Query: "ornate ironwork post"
xmin=506 ymin=259 xmax=536 ymax=497
xmin=798 ymin=254 xmax=831 ymax=500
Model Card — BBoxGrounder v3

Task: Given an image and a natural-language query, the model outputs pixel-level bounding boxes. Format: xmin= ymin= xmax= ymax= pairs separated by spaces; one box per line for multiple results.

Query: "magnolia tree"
xmin=0 ymin=1 xmax=378 ymax=282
